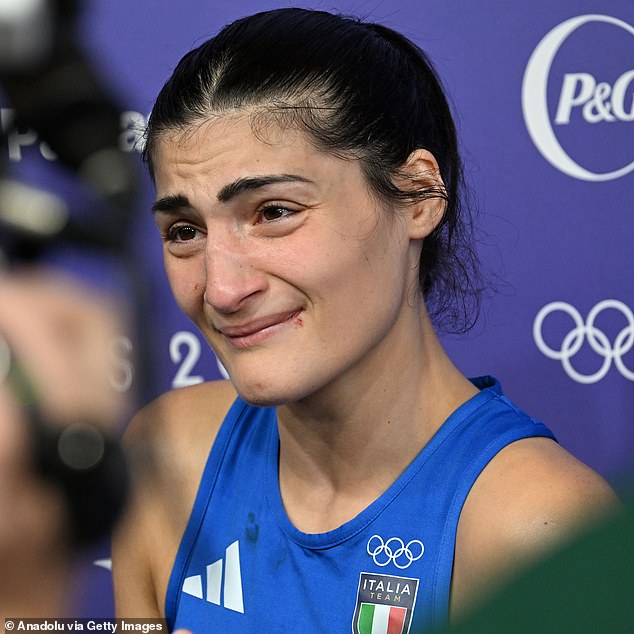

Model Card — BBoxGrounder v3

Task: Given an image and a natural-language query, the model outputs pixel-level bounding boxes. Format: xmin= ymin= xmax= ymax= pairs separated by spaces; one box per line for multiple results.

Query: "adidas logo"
xmin=182 ymin=540 xmax=244 ymax=614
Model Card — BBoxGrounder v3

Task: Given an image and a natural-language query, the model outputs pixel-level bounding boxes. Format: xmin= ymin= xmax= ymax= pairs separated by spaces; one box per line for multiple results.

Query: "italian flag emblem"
xmin=352 ymin=573 xmax=419 ymax=634
xmin=358 ymin=603 xmax=407 ymax=634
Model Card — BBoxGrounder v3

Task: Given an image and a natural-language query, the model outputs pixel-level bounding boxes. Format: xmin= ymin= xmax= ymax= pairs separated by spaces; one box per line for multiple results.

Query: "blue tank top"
xmin=166 ymin=377 xmax=555 ymax=633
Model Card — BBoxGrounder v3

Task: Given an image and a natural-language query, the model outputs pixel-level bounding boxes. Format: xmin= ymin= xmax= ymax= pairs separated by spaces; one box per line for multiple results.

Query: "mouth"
xmin=216 ymin=309 xmax=303 ymax=349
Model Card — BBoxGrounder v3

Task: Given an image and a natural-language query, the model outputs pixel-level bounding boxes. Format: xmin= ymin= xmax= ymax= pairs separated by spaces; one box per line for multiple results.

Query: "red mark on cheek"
xmin=193 ymin=283 xmax=201 ymax=292
xmin=293 ymin=314 xmax=303 ymax=327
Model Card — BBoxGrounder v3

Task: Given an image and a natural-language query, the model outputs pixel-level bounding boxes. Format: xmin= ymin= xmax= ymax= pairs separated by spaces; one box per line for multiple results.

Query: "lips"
xmin=216 ymin=309 xmax=302 ymax=347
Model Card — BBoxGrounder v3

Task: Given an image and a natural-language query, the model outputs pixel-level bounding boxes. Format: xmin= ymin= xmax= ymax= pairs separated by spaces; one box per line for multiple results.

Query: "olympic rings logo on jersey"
xmin=366 ymin=535 xmax=425 ymax=569
xmin=533 ymin=300 xmax=634 ymax=384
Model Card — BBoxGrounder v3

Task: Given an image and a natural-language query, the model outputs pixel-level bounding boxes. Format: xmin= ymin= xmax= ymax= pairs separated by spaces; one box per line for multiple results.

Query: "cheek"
xmin=325 ymin=232 xmax=404 ymax=300
xmin=319 ymin=232 xmax=409 ymax=333
xmin=164 ymin=257 xmax=205 ymax=317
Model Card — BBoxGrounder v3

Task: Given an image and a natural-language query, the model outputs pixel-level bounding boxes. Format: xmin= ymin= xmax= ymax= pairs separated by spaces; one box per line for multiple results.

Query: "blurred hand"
xmin=0 ymin=376 xmax=69 ymax=615
xmin=0 ymin=268 xmax=128 ymax=617
xmin=0 ymin=269 xmax=127 ymax=427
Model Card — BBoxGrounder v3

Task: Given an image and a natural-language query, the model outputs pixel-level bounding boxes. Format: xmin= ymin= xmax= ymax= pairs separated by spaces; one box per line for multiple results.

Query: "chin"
xmin=232 ymin=382 xmax=292 ymax=408
xmin=227 ymin=366 xmax=320 ymax=408
xmin=211 ymin=335 xmax=334 ymax=407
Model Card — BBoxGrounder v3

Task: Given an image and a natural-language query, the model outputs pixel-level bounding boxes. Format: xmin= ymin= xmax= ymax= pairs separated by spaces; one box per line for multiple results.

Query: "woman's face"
xmin=152 ymin=114 xmax=425 ymax=405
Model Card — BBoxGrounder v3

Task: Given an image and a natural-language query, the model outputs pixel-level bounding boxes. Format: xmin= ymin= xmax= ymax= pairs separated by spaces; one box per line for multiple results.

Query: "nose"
xmin=203 ymin=236 xmax=267 ymax=314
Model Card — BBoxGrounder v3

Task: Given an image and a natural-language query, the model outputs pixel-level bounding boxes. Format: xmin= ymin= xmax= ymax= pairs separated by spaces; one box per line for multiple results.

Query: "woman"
xmin=112 ymin=8 xmax=617 ymax=632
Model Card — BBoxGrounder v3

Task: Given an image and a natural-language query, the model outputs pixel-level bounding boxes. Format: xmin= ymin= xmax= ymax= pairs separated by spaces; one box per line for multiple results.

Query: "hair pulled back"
xmin=145 ymin=8 xmax=480 ymax=333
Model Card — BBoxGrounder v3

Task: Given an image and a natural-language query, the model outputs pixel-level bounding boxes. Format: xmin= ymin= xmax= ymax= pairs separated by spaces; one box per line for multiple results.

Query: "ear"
xmin=397 ymin=149 xmax=446 ymax=240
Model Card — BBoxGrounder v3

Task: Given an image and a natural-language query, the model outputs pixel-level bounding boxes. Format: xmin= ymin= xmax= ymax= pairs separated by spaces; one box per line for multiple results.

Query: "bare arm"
xmin=451 ymin=436 xmax=620 ymax=620
xmin=112 ymin=381 xmax=237 ymax=618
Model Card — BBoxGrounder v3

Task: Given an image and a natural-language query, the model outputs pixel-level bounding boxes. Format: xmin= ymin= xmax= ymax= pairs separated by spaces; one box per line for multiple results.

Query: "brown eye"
xmin=259 ymin=206 xmax=298 ymax=222
xmin=168 ymin=225 xmax=199 ymax=241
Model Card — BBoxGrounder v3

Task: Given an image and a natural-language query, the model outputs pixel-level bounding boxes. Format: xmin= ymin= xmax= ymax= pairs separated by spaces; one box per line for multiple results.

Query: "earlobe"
xmin=399 ymin=149 xmax=447 ymax=239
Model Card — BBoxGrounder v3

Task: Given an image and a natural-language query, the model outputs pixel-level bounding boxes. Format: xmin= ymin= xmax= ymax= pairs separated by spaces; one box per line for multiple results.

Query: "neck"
xmin=276 ymin=304 xmax=477 ymax=533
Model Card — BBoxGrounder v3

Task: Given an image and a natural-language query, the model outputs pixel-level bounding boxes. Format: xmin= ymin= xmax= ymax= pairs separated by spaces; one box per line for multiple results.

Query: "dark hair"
xmin=145 ymin=8 xmax=480 ymax=333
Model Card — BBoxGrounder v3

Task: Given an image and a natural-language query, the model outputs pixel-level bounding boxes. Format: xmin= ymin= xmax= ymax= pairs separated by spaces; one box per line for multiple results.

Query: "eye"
xmin=166 ymin=224 xmax=201 ymax=242
xmin=257 ymin=204 xmax=300 ymax=223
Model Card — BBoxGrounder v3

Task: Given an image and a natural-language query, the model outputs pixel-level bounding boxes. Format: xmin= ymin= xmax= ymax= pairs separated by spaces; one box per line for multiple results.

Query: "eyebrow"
xmin=151 ymin=174 xmax=312 ymax=215
xmin=216 ymin=174 xmax=312 ymax=202
xmin=151 ymin=194 xmax=192 ymax=215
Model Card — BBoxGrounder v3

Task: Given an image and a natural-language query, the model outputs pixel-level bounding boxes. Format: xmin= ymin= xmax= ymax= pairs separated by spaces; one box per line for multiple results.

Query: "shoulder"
xmin=451 ymin=436 xmax=620 ymax=617
xmin=131 ymin=381 xmax=236 ymax=494
xmin=123 ymin=377 xmax=238 ymax=517
xmin=124 ymin=379 xmax=238 ymax=498
xmin=112 ymin=380 xmax=237 ymax=617
xmin=126 ymin=378 xmax=238 ymax=448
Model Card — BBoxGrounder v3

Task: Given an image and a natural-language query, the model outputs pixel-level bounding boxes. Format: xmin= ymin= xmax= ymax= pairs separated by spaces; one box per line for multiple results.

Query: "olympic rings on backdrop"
xmin=366 ymin=535 xmax=425 ymax=569
xmin=533 ymin=300 xmax=634 ymax=384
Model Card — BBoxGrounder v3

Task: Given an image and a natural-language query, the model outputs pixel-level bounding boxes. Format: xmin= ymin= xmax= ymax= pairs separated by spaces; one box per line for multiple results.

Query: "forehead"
xmin=151 ymin=113 xmax=344 ymax=195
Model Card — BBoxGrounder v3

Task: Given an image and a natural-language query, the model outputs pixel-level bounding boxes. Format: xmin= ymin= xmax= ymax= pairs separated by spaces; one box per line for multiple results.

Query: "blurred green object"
xmin=446 ymin=494 xmax=633 ymax=634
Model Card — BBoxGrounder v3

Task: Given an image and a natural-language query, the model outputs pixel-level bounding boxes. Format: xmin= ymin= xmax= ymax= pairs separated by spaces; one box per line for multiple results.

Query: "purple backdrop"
xmin=2 ymin=0 xmax=632 ymax=618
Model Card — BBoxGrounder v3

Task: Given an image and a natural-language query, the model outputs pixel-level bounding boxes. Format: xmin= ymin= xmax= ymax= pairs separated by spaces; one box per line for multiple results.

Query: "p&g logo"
xmin=522 ymin=15 xmax=634 ymax=181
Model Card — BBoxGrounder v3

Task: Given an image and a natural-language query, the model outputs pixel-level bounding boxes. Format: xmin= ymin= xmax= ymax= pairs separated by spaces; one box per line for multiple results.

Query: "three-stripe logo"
xmin=182 ymin=540 xmax=244 ymax=614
